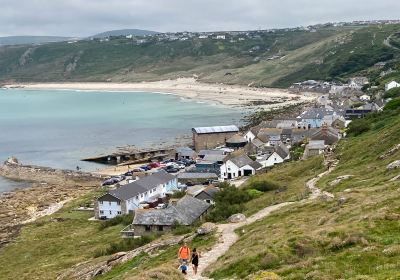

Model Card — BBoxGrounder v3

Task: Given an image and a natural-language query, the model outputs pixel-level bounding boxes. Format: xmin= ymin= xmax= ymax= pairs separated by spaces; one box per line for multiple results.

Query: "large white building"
xmin=96 ymin=170 xmax=177 ymax=219
xmin=220 ymin=154 xmax=262 ymax=180
xmin=385 ymin=81 xmax=400 ymax=91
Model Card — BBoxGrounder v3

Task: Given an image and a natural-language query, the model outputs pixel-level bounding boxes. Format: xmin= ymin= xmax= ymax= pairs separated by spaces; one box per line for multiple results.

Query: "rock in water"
xmin=228 ymin=213 xmax=246 ymax=223
xmin=197 ymin=222 xmax=216 ymax=235
xmin=387 ymin=160 xmax=400 ymax=170
xmin=4 ymin=157 xmax=19 ymax=165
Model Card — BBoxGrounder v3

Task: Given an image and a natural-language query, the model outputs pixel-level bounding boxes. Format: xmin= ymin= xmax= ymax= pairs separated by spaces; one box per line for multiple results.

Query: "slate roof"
xmin=203 ymin=154 xmax=226 ymax=162
xmin=176 ymin=147 xmax=195 ymax=157
xmin=133 ymin=196 xmax=211 ymax=226
xmin=193 ymin=125 xmax=239 ymax=134
xmin=106 ymin=170 xmax=175 ymax=201
xmin=198 ymin=150 xmax=225 ymax=157
xmin=298 ymin=108 xmax=335 ymax=120
xmin=194 ymin=186 xmax=219 ymax=198
xmin=311 ymin=127 xmax=340 ymax=145
xmin=275 ymin=142 xmax=290 ymax=159
xmin=251 ymin=138 xmax=265 ymax=148
xmin=226 ymin=134 xmax=247 ymax=144
xmin=228 ymin=154 xmax=262 ymax=169
xmin=308 ymin=140 xmax=325 ymax=150
xmin=177 ymin=173 xmax=218 ymax=180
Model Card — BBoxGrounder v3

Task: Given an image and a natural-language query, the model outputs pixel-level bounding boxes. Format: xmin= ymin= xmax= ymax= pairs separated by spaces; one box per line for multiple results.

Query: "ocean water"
xmin=0 ymin=89 xmax=244 ymax=192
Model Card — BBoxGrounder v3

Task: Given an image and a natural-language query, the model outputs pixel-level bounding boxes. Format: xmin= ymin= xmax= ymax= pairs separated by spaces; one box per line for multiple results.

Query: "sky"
xmin=1 ymin=0 xmax=400 ymax=37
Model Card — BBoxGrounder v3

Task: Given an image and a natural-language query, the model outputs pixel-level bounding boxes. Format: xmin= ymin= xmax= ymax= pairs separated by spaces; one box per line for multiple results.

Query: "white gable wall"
xmin=220 ymin=161 xmax=257 ymax=179
xmin=257 ymin=152 xmax=284 ymax=168
xmin=245 ymin=131 xmax=256 ymax=142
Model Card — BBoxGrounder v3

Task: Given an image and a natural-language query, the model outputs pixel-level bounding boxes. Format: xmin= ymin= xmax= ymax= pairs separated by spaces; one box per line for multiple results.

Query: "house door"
xmin=243 ymin=169 xmax=253 ymax=176
xmin=238 ymin=170 xmax=242 ymax=176
xmin=227 ymin=173 xmax=232 ymax=179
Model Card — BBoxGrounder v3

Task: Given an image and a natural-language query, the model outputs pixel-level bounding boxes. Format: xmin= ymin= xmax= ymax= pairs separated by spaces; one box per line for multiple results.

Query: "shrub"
xmin=384 ymin=98 xmax=400 ymax=111
xmin=171 ymin=190 xmax=186 ymax=199
xmin=383 ymin=87 xmax=400 ymax=99
xmin=94 ymin=235 xmax=154 ymax=257
xmin=347 ymin=118 xmax=371 ymax=136
xmin=247 ymin=189 xmax=263 ymax=199
xmin=98 ymin=214 xmax=133 ymax=230
xmin=249 ymin=180 xmax=280 ymax=193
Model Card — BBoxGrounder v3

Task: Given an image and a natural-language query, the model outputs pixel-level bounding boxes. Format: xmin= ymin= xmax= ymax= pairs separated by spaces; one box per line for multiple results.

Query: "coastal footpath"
xmin=0 ymin=158 xmax=105 ymax=247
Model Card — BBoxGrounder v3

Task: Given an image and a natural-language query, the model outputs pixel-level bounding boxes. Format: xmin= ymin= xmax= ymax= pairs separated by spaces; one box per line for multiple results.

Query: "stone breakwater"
xmin=0 ymin=158 xmax=106 ymax=248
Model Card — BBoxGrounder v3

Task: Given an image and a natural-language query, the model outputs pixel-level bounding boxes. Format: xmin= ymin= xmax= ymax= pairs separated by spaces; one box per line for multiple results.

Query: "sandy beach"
xmin=4 ymin=78 xmax=318 ymax=109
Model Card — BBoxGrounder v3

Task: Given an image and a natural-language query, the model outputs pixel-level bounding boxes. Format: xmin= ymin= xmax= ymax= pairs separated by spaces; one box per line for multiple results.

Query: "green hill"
xmin=0 ymin=36 xmax=73 ymax=46
xmin=0 ymin=24 xmax=399 ymax=87
xmin=91 ymin=29 xmax=159 ymax=38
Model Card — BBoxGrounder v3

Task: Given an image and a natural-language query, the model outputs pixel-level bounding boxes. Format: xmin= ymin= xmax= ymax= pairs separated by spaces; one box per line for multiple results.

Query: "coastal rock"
xmin=390 ymin=174 xmax=400 ymax=181
xmin=4 ymin=157 xmax=19 ymax=165
xmin=379 ymin=144 xmax=400 ymax=160
xmin=106 ymin=252 xmax=127 ymax=265
xmin=387 ymin=160 xmax=400 ymax=170
xmin=329 ymin=175 xmax=353 ymax=187
xmin=319 ymin=191 xmax=335 ymax=202
xmin=197 ymin=222 xmax=216 ymax=235
xmin=228 ymin=213 xmax=246 ymax=223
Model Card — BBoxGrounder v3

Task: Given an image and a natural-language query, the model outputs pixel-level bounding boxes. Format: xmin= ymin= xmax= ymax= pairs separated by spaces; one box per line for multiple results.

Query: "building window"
xmin=117 ymin=201 xmax=121 ymax=205
xmin=117 ymin=211 xmax=122 ymax=215
xmin=136 ymin=195 xmax=139 ymax=199
xmin=109 ymin=202 xmax=111 ymax=206
xmin=100 ymin=210 xmax=104 ymax=214
xmin=141 ymin=194 xmax=144 ymax=198
xmin=158 ymin=225 xmax=164 ymax=231
xmin=109 ymin=211 xmax=112 ymax=215
xmin=145 ymin=225 xmax=151 ymax=232
xmin=99 ymin=201 xmax=103 ymax=205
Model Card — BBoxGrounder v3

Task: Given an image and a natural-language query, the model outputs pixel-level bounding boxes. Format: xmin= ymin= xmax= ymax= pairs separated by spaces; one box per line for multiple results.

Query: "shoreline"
xmin=2 ymin=78 xmax=318 ymax=109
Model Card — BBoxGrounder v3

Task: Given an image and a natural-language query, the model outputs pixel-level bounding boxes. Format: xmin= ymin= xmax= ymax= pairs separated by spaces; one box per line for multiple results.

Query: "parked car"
xmin=101 ymin=177 xmax=119 ymax=186
xmin=178 ymin=164 xmax=186 ymax=169
xmin=132 ymin=168 xmax=145 ymax=172
xmin=148 ymin=162 xmax=160 ymax=168
xmin=124 ymin=171 xmax=133 ymax=176
xmin=166 ymin=167 xmax=179 ymax=173
xmin=140 ymin=165 xmax=150 ymax=171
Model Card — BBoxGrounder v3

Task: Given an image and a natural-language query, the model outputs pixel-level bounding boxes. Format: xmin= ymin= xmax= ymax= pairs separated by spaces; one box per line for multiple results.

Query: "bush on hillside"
xmin=207 ymin=183 xmax=252 ymax=222
xmin=347 ymin=118 xmax=371 ymax=136
xmin=94 ymin=235 xmax=154 ymax=257
xmin=384 ymin=98 xmax=400 ymax=111
xmin=248 ymin=180 xmax=280 ymax=193
xmin=383 ymin=87 xmax=400 ymax=99
xmin=98 ymin=214 xmax=133 ymax=230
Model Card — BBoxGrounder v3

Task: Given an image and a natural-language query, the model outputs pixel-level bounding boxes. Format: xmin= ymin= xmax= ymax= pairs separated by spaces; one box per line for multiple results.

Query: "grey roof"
xmin=281 ymin=128 xmax=293 ymax=135
xmin=226 ymin=134 xmax=247 ymax=144
xmin=193 ymin=125 xmax=239 ymax=134
xmin=133 ymin=196 xmax=211 ymax=226
xmin=176 ymin=147 xmax=195 ymax=157
xmin=108 ymin=170 xmax=175 ymax=200
xmin=308 ymin=140 xmax=325 ymax=150
xmin=311 ymin=127 xmax=340 ymax=145
xmin=228 ymin=154 xmax=262 ymax=169
xmin=194 ymin=186 xmax=219 ymax=198
xmin=299 ymin=108 xmax=335 ymax=120
xmin=177 ymin=172 xmax=218 ymax=179
xmin=198 ymin=150 xmax=225 ymax=156
xmin=251 ymin=138 xmax=265 ymax=148
xmin=203 ymin=154 xmax=226 ymax=162
xmin=275 ymin=143 xmax=289 ymax=159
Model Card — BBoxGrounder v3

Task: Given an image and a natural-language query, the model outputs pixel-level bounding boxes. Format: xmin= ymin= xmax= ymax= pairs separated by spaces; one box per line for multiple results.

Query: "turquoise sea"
xmin=0 ymin=89 xmax=244 ymax=192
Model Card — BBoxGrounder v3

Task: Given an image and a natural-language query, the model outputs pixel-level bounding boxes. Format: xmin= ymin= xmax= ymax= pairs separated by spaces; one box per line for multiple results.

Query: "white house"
xmin=256 ymin=142 xmax=290 ymax=168
xmin=96 ymin=170 xmax=177 ymax=219
xmin=385 ymin=81 xmax=400 ymax=91
xmin=359 ymin=94 xmax=371 ymax=101
xmin=244 ymin=129 xmax=257 ymax=142
xmin=220 ymin=154 xmax=262 ymax=180
xmin=215 ymin=35 xmax=226 ymax=40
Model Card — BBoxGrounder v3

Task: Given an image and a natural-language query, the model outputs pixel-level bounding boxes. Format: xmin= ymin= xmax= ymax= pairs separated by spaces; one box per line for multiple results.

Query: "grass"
xmin=204 ymin=107 xmax=400 ymax=279
xmin=1 ymin=24 xmax=400 ymax=87
xmin=0 ymin=191 xmax=126 ymax=279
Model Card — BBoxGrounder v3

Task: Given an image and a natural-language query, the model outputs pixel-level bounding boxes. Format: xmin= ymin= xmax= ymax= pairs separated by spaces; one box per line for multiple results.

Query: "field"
xmin=1 ymin=24 xmax=399 ymax=87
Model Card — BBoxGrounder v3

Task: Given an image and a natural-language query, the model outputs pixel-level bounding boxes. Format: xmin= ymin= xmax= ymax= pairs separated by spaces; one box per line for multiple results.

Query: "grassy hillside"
xmin=1 ymin=24 xmax=399 ymax=87
xmin=205 ymin=108 xmax=400 ymax=279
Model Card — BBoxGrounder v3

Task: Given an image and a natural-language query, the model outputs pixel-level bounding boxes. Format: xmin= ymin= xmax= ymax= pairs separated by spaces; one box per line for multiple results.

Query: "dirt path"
xmin=186 ymin=163 xmax=335 ymax=279
xmin=384 ymin=34 xmax=400 ymax=51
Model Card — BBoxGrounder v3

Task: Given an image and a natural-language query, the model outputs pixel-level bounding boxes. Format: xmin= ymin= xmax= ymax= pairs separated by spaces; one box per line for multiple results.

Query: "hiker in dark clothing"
xmin=191 ymin=248 xmax=200 ymax=275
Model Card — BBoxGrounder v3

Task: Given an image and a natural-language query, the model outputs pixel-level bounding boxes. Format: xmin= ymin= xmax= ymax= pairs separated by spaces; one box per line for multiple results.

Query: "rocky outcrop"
xmin=387 ymin=160 xmax=400 ymax=170
xmin=0 ymin=158 xmax=104 ymax=187
xmin=379 ymin=144 xmax=400 ymax=160
xmin=228 ymin=213 xmax=246 ymax=223
xmin=19 ymin=47 xmax=36 ymax=66
xmin=56 ymin=235 xmax=188 ymax=280
xmin=197 ymin=222 xmax=216 ymax=235
xmin=329 ymin=175 xmax=353 ymax=187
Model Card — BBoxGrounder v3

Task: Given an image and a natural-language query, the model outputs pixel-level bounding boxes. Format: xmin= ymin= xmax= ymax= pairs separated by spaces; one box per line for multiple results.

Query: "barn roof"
xmin=192 ymin=125 xmax=239 ymax=134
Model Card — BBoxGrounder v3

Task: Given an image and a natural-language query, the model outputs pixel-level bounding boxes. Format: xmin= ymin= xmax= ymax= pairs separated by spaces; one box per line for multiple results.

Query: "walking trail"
xmin=186 ymin=159 xmax=336 ymax=280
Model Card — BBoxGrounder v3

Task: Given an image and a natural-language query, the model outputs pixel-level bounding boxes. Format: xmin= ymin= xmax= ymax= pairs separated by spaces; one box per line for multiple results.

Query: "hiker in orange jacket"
xmin=178 ymin=242 xmax=190 ymax=264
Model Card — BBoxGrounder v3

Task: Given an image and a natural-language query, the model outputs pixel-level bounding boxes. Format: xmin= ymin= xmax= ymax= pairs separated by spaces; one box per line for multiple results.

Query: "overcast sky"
xmin=1 ymin=0 xmax=400 ymax=37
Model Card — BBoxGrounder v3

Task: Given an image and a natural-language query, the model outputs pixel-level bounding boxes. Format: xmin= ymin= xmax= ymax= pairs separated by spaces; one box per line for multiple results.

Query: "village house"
xmin=256 ymin=142 xmax=290 ymax=168
xmin=192 ymin=125 xmax=239 ymax=151
xmin=304 ymin=140 xmax=326 ymax=159
xmin=192 ymin=185 xmax=219 ymax=204
xmin=244 ymin=128 xmax=258 ymax=142
xmin=297 ymin=108 xmax=337 ymax=128
xmin=95 ymin=170 xmax=177 ymax=219
xmin=310 ymin=124 xmax=341 ymax=145
xmin=385 ymin=81 xmax=400 ymax=91
xmin=175 ymin=147 xmax=196 ymax=160
xmin=131 ymin=196 xmax=211 ymax=235
xmin=225 ymin=134 xmax=248 ymax=149
xmin=220 ymin=154 xmax=262 ymax=180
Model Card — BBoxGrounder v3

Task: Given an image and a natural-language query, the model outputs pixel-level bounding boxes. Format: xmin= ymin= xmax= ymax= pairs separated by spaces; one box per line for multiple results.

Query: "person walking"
xmin=191 ymin=248 xmax=200 ymax=275
xmin=178 ymin=242 xmax=190 ymax=265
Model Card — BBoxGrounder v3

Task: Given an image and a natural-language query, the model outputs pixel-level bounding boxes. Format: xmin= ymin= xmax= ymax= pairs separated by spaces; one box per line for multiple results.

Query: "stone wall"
xmin=193 ymin=131 xmax=237 ymax=151
xmin=0 ymin=158 xmax=104 ymax=187
xmin=133 ymin=224 xmax=173 ymax=236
